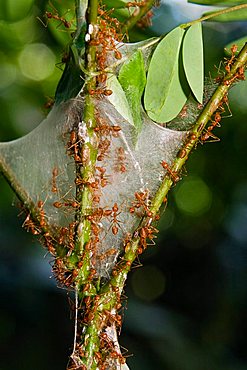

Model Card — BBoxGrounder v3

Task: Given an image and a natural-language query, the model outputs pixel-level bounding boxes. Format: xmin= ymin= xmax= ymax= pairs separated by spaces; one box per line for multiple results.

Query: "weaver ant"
xmin=177 ymin=131 xmax=197 ymax=159
xmin=88 ymin=88 xmax=113 ymax=97
xmin=94 ymin=115 xmax=121 ymax=137
xmin=102 ymin=203 xmax=122 ymax=235
xmin=224 ymin=66 xmax=245 ymax=86
xmin=129 ymin=190 xmax=152 ymax=217
xmin=200 ymin=111 xmax=222 ymax=142
xmin=98 ymin=7 xmax=121 ymax=29
xmin=161 ymin=161 xmax=180 ymax=183
xmin=95 ymin=166 xmax=111 ymax=187
xmin=51 ymin=167 xmax=58 ymax=193
xmin=44 ymin=6 xmax=72 ymax=29
xmin=225 ymin=44 xmax=238 ymax=73
xmin=137 ymin=9 xmax=154 ymax=28
xmin=98 ymin=248 xmax=117 ymax=261
xmin=97 ymin=138 xmax=111 ymax=161
xmin=67 ymin=131 xmax=82 ymax=163
xmin=23 ymin=214 xmax=39 ymax=235
xmin=126 ymin=1 xmax=147 ymax=8
xmin=43 ymin=96 xmax=54 ymax=110
xmin=139 ymin=225 xmax=158 ymax=250
xmin=115 ymin=147 xmax=127 ymax=173
xmin=37 ymin=200 xmax=47 ymax=227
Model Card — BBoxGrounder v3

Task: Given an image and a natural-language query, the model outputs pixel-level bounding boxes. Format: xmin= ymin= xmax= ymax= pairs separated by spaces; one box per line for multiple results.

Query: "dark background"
xmin=0 ymin=1 xmax=247 ymax=369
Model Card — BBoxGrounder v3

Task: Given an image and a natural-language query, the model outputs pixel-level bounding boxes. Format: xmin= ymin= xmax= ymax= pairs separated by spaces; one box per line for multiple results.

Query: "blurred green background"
xmin=0 ymin=0 xmax=247 ymax=369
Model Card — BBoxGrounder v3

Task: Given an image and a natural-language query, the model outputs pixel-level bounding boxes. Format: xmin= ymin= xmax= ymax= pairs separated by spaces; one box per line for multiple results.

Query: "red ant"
xmin=130 ymin=190 xmax=152 ymax=217
xmin=200 ymin=111 xmax=222 ymax=142
xmin=103 ymin=309 xmax=122 ymax=328
xmin=139 ymin=225 xmax=158 ymax=250
xmin=45 ymin=10 xmax=71 ymax=29
xmin=94 ymin=118 xmax=121 ymax=138
xmin=97 ymin=138 xmax=111 ymax=161
xmin=98 ymin=7 xmax=121 ymax=29
xmin=161 ymin=161 xmax=180 ymax=183
xmin=52 ymin=167 xmax=58 ymax=193
xmin=91 ymin=7 xmax=123 ymax=75
xmin=114 ymin=50 xmax=122 ymax=59
xmin=224 ymin=66 xmax=245 ymax=86
xmin=208 ymin=111 xmax=221 ymax=131
xmin=225 ymin=44 xmax=238 ymax=73
xmin=137 ymin=10 xmax=154 ymax=28
xmin=23 ymin=214 xmax=40 ymax=235
xmin=111 ymin=203 xmax=122 ymax=235
xmin=98 ymin=248 xmax=117 ymax=261
xmin=103 ymin=203 xmax=122 ymax=235
xmin=44 ymin=96 xmax=54 ymax=110
xmin=75 ymin=177 xmax=100 ymax=190
xmin=126 ymin=1 xmax=147 ymax=8
xmin=178 ymin=148 xmax=187 ymax=159
xmin=37 ymin=200 xmax=46 ymax=227
xmin=57 ymin=226 xmax=68 ymax=245
xmin=95 ymin=166 xmax=110 ymax=187
xmin=88 ymin=88 xmax=113 ymax=97
xmin=44 ymin=234 xmax=56 ymax=256
xmin=67 ymin=131 xmax=82 ymax=163
xmin=97 ymin=73 xmax=107 ymax=84
xmin=115 ymin=147 xmax=127 ymax=173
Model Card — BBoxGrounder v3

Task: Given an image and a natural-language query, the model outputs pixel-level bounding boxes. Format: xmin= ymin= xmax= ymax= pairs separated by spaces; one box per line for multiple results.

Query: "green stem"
xmin=82 ymin=315 xmax=101 ymax=369
xmin=120 ymin=0 xmax=156 ymax=35
xmin=73 ymin=0 xmax=103 ymax=367
xmin=76 ymin=0 xmax=98 ymax=257
xmin=180 ymin=4 xmax=247 ymax=29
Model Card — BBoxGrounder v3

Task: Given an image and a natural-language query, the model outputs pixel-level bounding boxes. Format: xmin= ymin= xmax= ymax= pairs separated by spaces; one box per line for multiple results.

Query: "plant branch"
xmin=69 ymin=0 xmax=105 ymax=368
xmin=75 ymin=0 xmax=98 ymax=256
xmin=180 ymin=4 xmax=247 ymax=29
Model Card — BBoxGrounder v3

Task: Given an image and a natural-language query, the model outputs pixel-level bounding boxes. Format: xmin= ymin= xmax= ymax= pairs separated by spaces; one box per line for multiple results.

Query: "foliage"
xmin=0 ymin=1 xmax=247 ymax=370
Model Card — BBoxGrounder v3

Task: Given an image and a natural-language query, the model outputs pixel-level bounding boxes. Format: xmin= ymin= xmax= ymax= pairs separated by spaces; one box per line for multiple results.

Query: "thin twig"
xmin=180 ymin=4 xmax=247 ymax=29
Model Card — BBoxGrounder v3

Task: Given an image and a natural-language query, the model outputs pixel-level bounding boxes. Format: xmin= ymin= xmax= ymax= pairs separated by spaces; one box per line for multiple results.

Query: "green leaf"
xmin=144 ymin=26 xmax=188 ymax=123
xmin=118 ymin=50 xmax=146 ymax=133
xmin=183 ymin=23 xmax=204 ymax=103
xmin=225 ymin=36 xmax=247 ymax=56
xmin=106 ymin=74 xmax=134 ymax=126
xmin=103 ymin=0 xmax=128 ymax=9
xmin=203 ymin=8 xmax=247 ymax=21
xmin=188 ymin=0 xmax=247 ymax=5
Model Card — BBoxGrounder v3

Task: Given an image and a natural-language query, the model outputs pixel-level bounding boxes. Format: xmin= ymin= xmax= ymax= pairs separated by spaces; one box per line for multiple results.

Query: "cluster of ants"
xmin=63 ymin=100 xmax=163 ymax=370
xmin=87 ymin=6 xmax=123 ymax=97
xmin=23 ymin=2 xmax=184 ymax=369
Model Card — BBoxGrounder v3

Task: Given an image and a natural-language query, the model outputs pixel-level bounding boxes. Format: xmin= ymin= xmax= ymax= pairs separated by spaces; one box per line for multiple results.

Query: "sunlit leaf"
xmin=188 ymin=0 xmax=246 ymax=5
xmin=225 ymin=36 xmax=247 ymax=56
xmin=106 ymin=74 xmax=134 ymax=126
xmin=183 ymin=23 xmax=204 ymax=103
xmin=144 ymin=26 xmax=188 ymax=123
xmin=203 ymin=8 xmax=247 ymax=21
xmin=118 ymin=50 xmax=146 ymax=133
xmin=103 ymin=0 xmax=128 ymax=9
